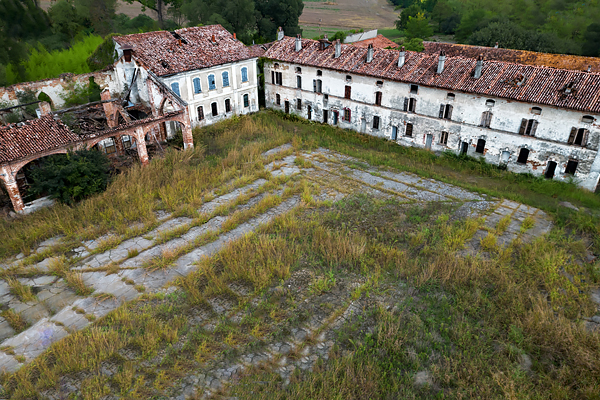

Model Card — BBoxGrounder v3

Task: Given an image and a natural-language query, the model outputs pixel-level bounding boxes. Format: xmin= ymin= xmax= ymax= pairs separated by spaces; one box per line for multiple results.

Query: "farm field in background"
xmin=300 ymin=0 xmax=398 ymax=33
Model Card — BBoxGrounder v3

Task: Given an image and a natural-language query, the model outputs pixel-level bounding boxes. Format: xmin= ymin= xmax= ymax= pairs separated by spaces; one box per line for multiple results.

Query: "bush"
xmin=29 ymin=149 xmax=110 ymax=205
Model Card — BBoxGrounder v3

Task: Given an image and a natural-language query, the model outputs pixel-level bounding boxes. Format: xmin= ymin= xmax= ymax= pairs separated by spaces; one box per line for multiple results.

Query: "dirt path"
xmin=300 ymin=0 xmax=398 ymax=30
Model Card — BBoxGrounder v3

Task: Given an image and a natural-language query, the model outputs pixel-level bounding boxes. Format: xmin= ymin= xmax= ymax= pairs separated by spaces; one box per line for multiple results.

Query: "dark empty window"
xmin=317 ymin=70 xmax=322 ymax=76
xmin=519 ymin=119 xmax=538 ymax=136
xmin=481 ymin=111 xmax=493 ymax=128
xmin=307 ymin=105 xmax=312 ymax=120
xmin=565 ymin=160 xmax=578 ymax=175
xmin=486 ymin=99 xmax=495 ymax=107
xmin=276 ymin=94 xmax=281 ymax=106
xmin=475 ymin=139 xmax=486 ymax=154
xmin=376 ymin=80 xmax=383 ymax=87
xmin=373 ymin=116 xmax=380 ymax=130
xmin=243 ymin=94 xmax=249 ymax=107
xmin=447 ymin=93 xmax=455 ymax=100
xmin=296 ymin=67 xmax=302 ymax=73
xmin=517 ymin=148 xmax=529 ymax=164
xmin=532 ymin=107 xmax=542 ymax=115
xmin=225 ymin=99 xmax=231 ymax=113
xmin=439 ymin=104 xmax=453 ymax=120
xmin=276 ymin=72 xmax=282 ymax=85
xmin=297 ymin=76 xmax=302 ymax=89
xmin=439 ymin=131 xmax=448 ymax=145
xmin=211 ymin=102 xmax=218 ymax=116
xmin=197 ymin=106 xmax=204 ymax=121
xmin=346 ymin=75 xmax=352 ymax=82
xmin=345 ymin=85 xmax=351 ymax=99
xmin=404 ymin=98 xmax=416 ymax=112
xmin=405 ymin=123 xmax=413 ymax=137
xmin=375 ymin=91 xmax=382 ymax=106
xmin=568 ymin=127 xmax=588 ymax=146
xmin=582 ymin=115 xmax=594 ymax=123
xmin=297 ymin=98 xmax=302 ymax=110
xmin=314 ymin=79 xmax=322 ymax=93
xmin=410 ymin=84 xmax=418 ymax=94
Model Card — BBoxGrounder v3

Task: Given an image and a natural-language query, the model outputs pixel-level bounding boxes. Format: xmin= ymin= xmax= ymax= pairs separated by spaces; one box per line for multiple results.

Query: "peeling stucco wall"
xmin=265 ymin=62 xmax=600 ymax=191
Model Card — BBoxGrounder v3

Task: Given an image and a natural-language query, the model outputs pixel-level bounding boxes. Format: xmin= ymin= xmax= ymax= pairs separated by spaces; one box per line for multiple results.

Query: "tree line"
xmin=0 ymin=0 xmax=303 ymax=86
xmin=392 ymin=0 xmax=600 ymax=56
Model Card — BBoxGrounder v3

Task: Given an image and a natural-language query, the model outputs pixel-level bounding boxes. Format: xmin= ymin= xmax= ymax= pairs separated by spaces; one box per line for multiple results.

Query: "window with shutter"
xmin=316 ymin=79 xmax=322 ymax=93
xmin=343 ymin=108 xmax=351 ymax=122
xmin=345 ymin=86 xmax=351 ymax=99
xmin=171 ymin=82 xmax=180 ymax=96
xmin=243 ymin=94 xmax=249 ymax=107
xmin=208 ymin=75 xmax=216 ymax=90
xmin=444 ymin=105 xmax=453 ymax=120
xmin=439 ymin=131 xmax=448 ymax=145
xmin=405 ymin=123 xmax=413 ymax=137
xmin=409 ymin=98 xmax=416 ymax=112
xmin=524 ymin=119 xmax=536 ymax=136
xmin=222 ymin=71 xmax=230 ymax=87
xmin=373 ymin=116 xmax=380 ymax=130
xmin=574 ymin=128 xmax=587 ymax=145
xmin=568 ymin=127 xmax=577 ymax=144
xmin=277 ymin=72 xmax=283 ymax=85
xmin=403 ymin=98 xmax=409 ymax=111
xmin=276 ymin=94 xmax=280 ymax=106
xmin=193 ymin=78 xmax=201 ymax=94
xmin=313 ymin=79 xmax=317 ymax=92
xmin=241 ymin=67 xmax=248 ymax=82
xmin=519 ymin=118 xmax=528 ymax=135
xmin=439 ymin=104 xmax=445 ymax=119
xmin=272 ymin=71 xmax=275 ymax=84
xmin=197 ymin=106 xmax=204 ymax=121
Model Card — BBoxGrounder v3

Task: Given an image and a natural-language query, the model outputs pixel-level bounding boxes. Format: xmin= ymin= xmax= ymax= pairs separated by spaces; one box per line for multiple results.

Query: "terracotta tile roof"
xmin=0 ymin=115 xmax=79 ymax=163
xmin=352 ymin=35 xmax=398 ymax=49
xmin=248 ymin=42 xmax=274 ymax=58
xmin=265 ymin=37 xmax=600 ymax=114
xmin=114 ymin=25 xmax=256 ymax=77
xmin=423 ymin=42 xmax=600 ymax=73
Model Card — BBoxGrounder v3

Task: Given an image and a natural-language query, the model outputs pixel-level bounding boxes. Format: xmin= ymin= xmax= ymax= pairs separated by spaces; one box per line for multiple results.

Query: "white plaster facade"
xmin=265 ymin=61 xmax=600 ymax=191
xmin=112 ymin=44 xmax=259 ymax=136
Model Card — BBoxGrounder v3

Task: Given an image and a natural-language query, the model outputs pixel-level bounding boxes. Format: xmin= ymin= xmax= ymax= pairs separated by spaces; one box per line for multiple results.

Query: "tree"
xmin=440 ymin=13 xmax=460 ymax=34
xmin=405 ymin=13 xmax=433 ymax=40
xmin=29 ymin=149 xmax=111 ymax=205
xmin=396 ymin=4 xmax=422 ymax=30
xmin=181 ymin=0 xmax=256 ymax=43
xmin=582 ymin=23 xmax=600 ymax=57
xmin=469 ymin=21 xmax=567 ymax=54
xmin=74 ymin=0 xmax=118 ymax=35
xmin=254 ymin=0 xmax=304 ymax=40
xmin=123 ymin=0 xmax=178 ymax=28
xmin=454 ymin=9 xmax=489 ymax=42
xmin=49 ymin=0 xmax=86 ymax=41
xmin=431 ymin=0 xmax=452 ymax=31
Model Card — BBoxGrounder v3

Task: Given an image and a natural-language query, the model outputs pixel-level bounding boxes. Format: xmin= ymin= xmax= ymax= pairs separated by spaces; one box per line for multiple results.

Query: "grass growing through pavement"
xmin=2 ymin=194 xmax=598 ymax=399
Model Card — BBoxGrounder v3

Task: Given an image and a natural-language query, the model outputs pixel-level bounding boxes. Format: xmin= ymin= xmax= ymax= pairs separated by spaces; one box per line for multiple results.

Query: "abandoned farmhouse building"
xmin=264 ymin=33 xmax=600 ymax=192
xmin=2 ymin=24 xmax=600 ymax=215
xmin=113 ymin=25 xmax=260 ymax=135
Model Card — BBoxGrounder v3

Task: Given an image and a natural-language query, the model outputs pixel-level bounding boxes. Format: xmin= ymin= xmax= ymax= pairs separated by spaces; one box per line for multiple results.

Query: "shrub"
xmin=29 ymin=149 xmax=111 ymax=205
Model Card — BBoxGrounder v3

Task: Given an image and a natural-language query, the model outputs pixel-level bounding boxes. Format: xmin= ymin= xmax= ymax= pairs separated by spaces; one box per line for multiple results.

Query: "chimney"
xmin=295 ymin=34 xmax=302 ymax=52
xmin=366 ymin=44 xmax=374 ymax=63
xmin=494 ymin=42 xmax=499 ymax=48
xmin=437 ymin=51 xmax=446 ymax=74
xmin=178 ymin=39 xmax=182 ymax=46
xmin=233 ymin=32 xmax=237 ymax=40
xmin=277 ymin=27 xmax=284 ymax=41
xmin=587 ymin=65 xmax=592 ymax=72
xmin=324 ymin=34 xmax=328 ymax=41
xmin=474 ymin=54 xmax=483 ymax=79
xmin=398 ymin=46 xmax=405 ymax=68
xmin=335 ymin=39 xmax=341 ymax=58
xmin=38 ymin=101 xmax=52 ymax=116
xmin=211 ymin=34 xmax=216 ymax=44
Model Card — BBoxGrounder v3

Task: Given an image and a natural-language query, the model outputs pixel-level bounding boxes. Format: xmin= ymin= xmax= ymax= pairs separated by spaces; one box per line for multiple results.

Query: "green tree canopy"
xmin=405 ymin=12 xmax=433 ymax=40
xmin=181 ymin=0 xmax=256 ymax=43
xmin=396 ymin=4 xmax=422 ymax=30
xmin=469 ymin=21 xmax=568 ymax=54
xmin=29 ymin=149 xmax=111 ymax=205
xmin=582 ymin=23 xmax=600 ymax=56
xmin=254 ymin=0 xmax=304 ymax=40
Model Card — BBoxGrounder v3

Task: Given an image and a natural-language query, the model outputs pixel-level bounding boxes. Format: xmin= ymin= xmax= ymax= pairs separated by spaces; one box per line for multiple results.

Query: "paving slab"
xmin=0 ymin=352 xmax=20 ymax=374
xmin=1 ymin=318 xmax=68 ymax=361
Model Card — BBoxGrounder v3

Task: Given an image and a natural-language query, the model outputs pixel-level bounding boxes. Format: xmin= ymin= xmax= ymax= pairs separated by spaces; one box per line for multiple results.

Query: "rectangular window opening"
xmin=405 ymin=123 xmax=413 ymax=137
xmin=439 ymin=131 xmax=448 ymax=145
xmin=565 ymin=160 xmax=578 ymax=175
xmin=373 ymin=116 xmax=380 ymax=130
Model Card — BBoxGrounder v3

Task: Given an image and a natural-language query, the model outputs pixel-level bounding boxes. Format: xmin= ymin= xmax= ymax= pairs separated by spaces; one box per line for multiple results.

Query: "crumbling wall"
xmin=0 ymin=69 xmax=118 ymax=109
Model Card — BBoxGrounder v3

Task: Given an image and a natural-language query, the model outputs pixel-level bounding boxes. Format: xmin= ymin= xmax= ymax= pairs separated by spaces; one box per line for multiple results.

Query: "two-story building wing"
xmin=264 ymin=34 xmax=600 ymax=192
xmin=113 ymin=25 xmax=260 ymax=141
